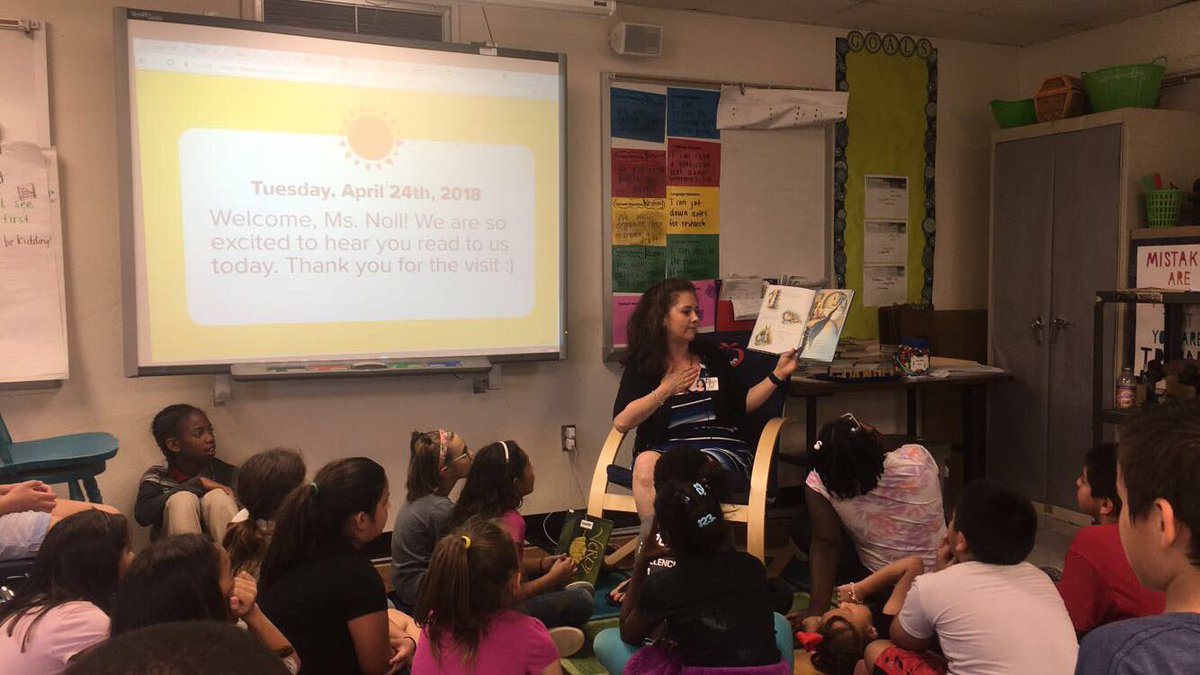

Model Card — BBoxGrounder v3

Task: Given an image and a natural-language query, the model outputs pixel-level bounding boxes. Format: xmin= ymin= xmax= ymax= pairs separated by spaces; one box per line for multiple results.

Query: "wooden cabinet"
xmin=987 ymin=109 xmax=1200 ymax=509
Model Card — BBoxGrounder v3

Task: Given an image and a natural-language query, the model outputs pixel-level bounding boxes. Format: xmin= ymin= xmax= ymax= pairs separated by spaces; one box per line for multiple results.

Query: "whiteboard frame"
xmin=115 ymin=7 xmax=568 ymax=376
xmin=600 ymin=71 xmax=834 ymax=360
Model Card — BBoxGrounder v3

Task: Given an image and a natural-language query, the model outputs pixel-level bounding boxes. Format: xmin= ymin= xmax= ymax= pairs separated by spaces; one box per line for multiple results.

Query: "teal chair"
xmin=0 ymin=413 xmax=119 ymax=503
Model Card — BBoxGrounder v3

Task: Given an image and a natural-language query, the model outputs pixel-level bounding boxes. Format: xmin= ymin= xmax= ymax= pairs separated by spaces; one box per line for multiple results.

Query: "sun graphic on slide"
xmin=341 ymin=109 xmax=401 ymax=169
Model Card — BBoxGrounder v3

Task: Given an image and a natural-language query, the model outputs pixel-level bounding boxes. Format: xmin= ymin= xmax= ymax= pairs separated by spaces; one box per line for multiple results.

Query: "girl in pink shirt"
xmin=449 ymin=440 xmax=593 ymax=639
xmin=0 ymin=510 xmax=132 ymax=675
xmin=413 ymin=518 xmax=562 ymax=674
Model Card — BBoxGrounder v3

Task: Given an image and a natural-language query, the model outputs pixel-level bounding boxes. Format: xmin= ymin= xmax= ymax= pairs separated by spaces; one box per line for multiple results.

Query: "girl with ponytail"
xmin=223 ymin=448 xmax=306 ymax=578
xmin=390 ymin=430 xmax=473 ymax=610
xmin=448 ymin=440 xmax=593 ymax=646
xmin=595 ymin=475 xmax=792 ymax=674
xmin=411 ymin=517 xmax=562 ymax=675
xmin=258 ymin=457 xmax=417 ymax=675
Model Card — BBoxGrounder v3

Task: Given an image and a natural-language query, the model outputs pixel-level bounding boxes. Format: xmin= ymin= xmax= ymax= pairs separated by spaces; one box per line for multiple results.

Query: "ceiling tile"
xmin=871 ymin=0 xmax=1011 ymax=13
xmin=923 ymin=10 xmax=1054 ymax=46
xmin=829 ymin=2 xmax=944 ymax=36
xmin=618 ymin=0 xmax=1183 ymax=46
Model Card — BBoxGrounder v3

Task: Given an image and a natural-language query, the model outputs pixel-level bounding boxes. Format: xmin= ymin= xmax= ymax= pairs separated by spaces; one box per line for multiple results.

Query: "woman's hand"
xmin=659 ymin=364 xmax=701 ymax=398
xmin=773 ymin=349 xmax=799 ymax=381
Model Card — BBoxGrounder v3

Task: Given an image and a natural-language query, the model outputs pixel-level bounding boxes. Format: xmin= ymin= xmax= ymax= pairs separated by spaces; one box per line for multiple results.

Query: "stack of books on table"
xmin=799 ymin=340 xmax=902 ymax=380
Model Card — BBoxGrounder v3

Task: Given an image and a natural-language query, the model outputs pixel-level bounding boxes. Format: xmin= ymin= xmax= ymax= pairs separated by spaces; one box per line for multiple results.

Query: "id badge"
xmin=689 ymin=367 xmax=719 ymax=392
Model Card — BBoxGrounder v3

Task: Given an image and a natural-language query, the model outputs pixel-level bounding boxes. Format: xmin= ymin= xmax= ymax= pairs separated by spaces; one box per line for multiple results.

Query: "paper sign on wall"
xmin=1133 ymin=243 xmax=1200 ymax=369
xmin=0 ymin=141 xmax=68 ymax=382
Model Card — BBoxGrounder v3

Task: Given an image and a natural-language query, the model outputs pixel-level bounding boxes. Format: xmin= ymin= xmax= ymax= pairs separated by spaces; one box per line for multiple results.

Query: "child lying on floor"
xmin=798 ymin=556 xmax=925 ymax=675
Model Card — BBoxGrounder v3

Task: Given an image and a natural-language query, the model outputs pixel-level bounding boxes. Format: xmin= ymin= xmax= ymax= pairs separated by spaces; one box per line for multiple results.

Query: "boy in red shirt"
xmin=1057 ymin=442 xmax=1165 ymax=636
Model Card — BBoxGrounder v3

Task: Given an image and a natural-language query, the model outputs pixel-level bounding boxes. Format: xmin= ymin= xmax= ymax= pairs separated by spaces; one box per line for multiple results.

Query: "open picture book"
xmin=747 ymin=286 xmax=855 ymax=362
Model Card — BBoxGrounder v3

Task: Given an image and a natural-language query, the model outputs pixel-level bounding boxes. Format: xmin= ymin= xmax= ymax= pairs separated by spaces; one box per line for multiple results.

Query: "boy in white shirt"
xmin=867 ymin=479 xmax=1078 ymax=675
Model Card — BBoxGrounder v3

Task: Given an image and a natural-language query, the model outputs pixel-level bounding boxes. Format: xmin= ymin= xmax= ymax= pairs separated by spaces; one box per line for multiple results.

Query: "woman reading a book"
xmin=613 ymin=278 xmax=798 ymax=550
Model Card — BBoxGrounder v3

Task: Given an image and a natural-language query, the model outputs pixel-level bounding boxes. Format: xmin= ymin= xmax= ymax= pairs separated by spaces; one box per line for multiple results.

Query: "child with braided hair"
xmin=594 ymin=474 xmax=793 ymax=674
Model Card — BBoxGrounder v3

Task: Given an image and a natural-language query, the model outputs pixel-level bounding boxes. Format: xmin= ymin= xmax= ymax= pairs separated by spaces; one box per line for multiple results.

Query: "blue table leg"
xmin=68 ymin=480 xmax=83 ymax=502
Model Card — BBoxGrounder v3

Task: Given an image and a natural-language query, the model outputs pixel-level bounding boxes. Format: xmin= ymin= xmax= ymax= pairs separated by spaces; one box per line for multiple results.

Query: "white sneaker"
xmin=565 ymin=580 xmax=595 ymax=594
xmin=548 ymin=626 xmax=585 ymax=657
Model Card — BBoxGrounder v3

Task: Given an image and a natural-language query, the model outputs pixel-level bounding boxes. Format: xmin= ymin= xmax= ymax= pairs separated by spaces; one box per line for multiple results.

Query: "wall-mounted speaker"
xmin=609 ymin=22 xmax=662 ymax=57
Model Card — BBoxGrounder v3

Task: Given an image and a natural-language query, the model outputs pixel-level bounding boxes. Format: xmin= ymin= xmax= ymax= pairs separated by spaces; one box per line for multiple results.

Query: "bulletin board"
xmin=602 ymin=73 xmax=831 ymax=358
xmin=0 ymin=19 xmax=68 ymax=384
xmin=834 ymin=32 xmax=937 ymax=340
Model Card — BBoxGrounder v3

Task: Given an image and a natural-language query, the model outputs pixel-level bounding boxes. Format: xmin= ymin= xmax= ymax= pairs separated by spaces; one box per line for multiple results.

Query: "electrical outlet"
xmin=561 ymin=424 xmax=577 ymax=453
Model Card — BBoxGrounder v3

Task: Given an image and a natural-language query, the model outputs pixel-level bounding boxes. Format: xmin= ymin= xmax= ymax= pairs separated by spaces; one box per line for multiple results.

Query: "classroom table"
xmin=784 ymin=370 xmax=1012 ymax=482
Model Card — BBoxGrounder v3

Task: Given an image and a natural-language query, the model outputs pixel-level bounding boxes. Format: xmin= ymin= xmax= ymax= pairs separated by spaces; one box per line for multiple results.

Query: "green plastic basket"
xmin=1145 ymin=189 xmax=1183 ymax=228
xmin=1083 ymin=57 xmax=1167 ymax=112
xmin=989 ymin=98 xmax=1037 ymax=128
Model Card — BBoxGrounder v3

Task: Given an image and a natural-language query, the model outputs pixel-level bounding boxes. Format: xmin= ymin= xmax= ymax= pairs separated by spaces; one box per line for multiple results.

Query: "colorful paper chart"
xmin=607 ymin=81 xmax=723 ymax=350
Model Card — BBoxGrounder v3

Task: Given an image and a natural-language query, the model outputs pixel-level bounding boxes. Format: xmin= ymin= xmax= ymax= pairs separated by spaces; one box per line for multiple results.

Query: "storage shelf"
xmin=1131 ymin=225 xmax=1200 ymax=240
xmin=1101 ymin=408 xmax=1139 ymax=424
xmin=1095 ymin=290 xmax=1200 ymax=305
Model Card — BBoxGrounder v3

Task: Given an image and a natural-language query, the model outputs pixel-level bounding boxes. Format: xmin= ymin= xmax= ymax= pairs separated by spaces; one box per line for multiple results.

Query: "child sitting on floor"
xmin=258 ymin=457 xmax=417 ymax=674
xmin=0 ymin=510 xmax=132 ymax=675
xmin=1057 ymin=442 xmax=1165 ymax=636
xmin=391 ymin=429 xmax=473 ymax=611
xmin=875 ymin=479 xmax=1077 ymax=675
xmin=111 ymin=534 xmax=298 ymax=673
xmin=595 ymin=474 xmax=792 ymax=674
xmin=223 ymin=448 xmax=307 ymax=578
xmin=412 ymin=518 xmax=564 ymax=675
xmin=1075 ymin=400 xmax=1200 ymax=674
xmin=449 ymin=440 xmax=592 ymax=653
xmin=134 ymin=404 xmax=238 ymax=540
xmin=0 ymin=480 xmax=122 ymax=562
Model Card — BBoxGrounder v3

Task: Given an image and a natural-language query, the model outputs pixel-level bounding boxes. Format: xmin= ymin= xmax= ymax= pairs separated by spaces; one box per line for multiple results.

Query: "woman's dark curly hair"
xmin=624 ymin=278 xmax=697 ymax=377
xmin=810 ymin=416 xmax=889 ymax=500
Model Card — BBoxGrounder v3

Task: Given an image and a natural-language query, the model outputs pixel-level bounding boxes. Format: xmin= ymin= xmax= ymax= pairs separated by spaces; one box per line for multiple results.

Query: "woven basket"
xmin=1035 ymin=75 xmax=1086 ymax=122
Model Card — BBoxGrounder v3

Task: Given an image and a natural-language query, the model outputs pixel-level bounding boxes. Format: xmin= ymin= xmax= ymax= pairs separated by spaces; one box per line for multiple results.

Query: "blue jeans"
xmin=593 ymin=613 xmax=794 ymax=674
xmin=520 ymin=587 xmax=594 ymax=628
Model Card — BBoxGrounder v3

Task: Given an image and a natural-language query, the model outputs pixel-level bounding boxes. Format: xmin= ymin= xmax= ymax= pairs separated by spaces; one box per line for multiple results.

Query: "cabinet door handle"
xmin=1030 ymin=317 xmax=1044 ymax=345
xmin=1052 ymin=317 xmax=1071 ymax=331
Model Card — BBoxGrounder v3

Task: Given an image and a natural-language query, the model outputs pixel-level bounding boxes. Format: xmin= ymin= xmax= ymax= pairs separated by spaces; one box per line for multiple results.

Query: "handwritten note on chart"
xmin=612 ymin=245 xmax=667 ymax=293
xmin=612 ymin=198 xmax=667 ymax=246
xmin=611 ymin=88 xmax=667 ymax=143
xmin=612 ymin=294 xmax=641 ymax=346
xmin=0 ymin=141 xmax=67 ymax=382
xmin=667 ymin=88 xmax=720 ymax=139
xmin=666 ymin=235 xmax=719 ymax=280
xmin=667 ymin=139 xmax=720 ymax=187
xmin=667 ymin=187 xmax=719 ymax=235
xmin=612 ymin=149 xmax=667 ymax=198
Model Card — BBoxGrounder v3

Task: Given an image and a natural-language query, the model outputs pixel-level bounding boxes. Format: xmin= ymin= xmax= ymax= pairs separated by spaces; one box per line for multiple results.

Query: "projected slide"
xmin=120 ymin=13 xmax=563 ymax=368
xmin=180 ymin=131 xmax=534 ymax=325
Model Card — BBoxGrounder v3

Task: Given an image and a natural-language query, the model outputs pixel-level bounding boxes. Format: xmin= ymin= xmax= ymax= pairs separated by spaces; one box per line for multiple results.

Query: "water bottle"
xmin=1116 ymin=368 xmax=1137 ymax=410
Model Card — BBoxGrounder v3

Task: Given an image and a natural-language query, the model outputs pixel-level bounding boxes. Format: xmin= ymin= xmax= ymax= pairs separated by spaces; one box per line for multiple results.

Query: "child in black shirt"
xmin=595 ymin=466 xmax=792 ymax=673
